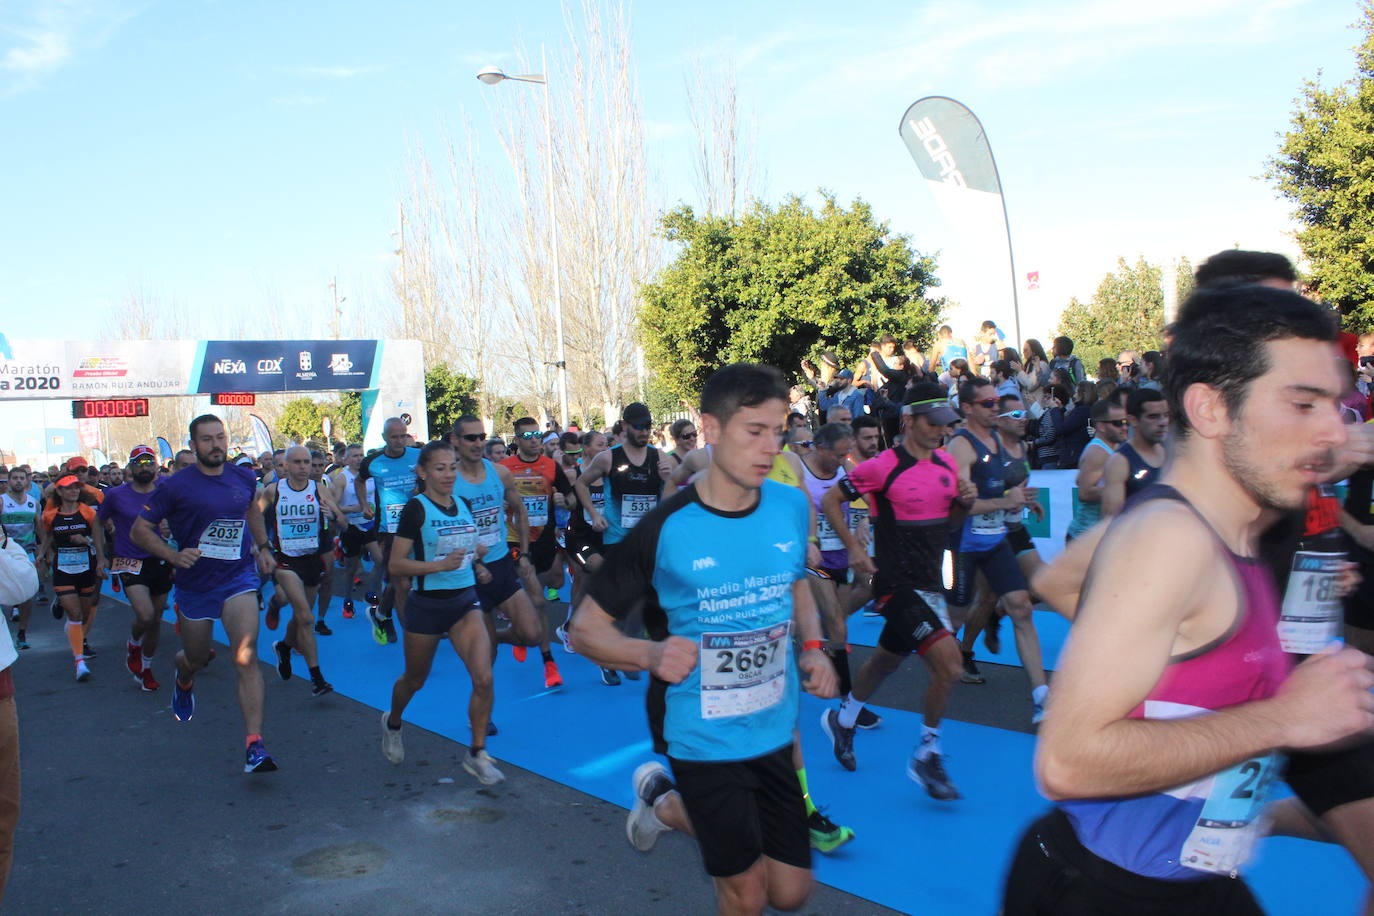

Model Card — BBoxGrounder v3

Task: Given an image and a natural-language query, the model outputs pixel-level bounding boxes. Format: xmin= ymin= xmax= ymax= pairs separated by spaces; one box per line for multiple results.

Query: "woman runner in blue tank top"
xmin=380 ymin=440 xmax=505 ymax=786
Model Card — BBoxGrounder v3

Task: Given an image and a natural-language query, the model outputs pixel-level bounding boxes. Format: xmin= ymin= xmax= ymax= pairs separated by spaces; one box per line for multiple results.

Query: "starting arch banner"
xmin=0 ymin=335 xmax=426 ymax=447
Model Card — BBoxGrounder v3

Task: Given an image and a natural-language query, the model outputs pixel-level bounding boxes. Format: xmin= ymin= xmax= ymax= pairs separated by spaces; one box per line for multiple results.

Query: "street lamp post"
xmin=478 ymin=51 xmax=570 ymax=430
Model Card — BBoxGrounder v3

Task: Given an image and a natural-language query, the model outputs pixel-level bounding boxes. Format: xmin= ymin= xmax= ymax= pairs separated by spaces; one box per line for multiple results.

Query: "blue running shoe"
xmin=171 ymin=678 xmax=195 ymax=722
xmin=245 ymin=739 xmax=278 ymax=773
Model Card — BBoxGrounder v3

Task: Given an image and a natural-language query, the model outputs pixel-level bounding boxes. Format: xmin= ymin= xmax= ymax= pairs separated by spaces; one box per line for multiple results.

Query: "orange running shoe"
xmin=512 ymin=646 xmax=528 ymax=663
xmin=544 ymin=659 xmax=563 ymax=689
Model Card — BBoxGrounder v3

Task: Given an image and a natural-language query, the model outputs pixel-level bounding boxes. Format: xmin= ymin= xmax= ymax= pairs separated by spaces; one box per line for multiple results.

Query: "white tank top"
xmin=275 ymin=480 xmax=323 ymax=557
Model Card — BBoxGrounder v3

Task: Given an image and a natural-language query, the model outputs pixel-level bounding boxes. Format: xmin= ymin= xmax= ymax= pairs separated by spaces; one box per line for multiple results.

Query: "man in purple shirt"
xmin=97 ymin=445 xmax=172 ymax=693
xmin=132 ymin=415 xmax=279 ymax=773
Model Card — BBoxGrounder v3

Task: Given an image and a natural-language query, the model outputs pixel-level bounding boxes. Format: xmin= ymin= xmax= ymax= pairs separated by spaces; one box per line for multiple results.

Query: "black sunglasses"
xmin=1099 ymin=418 xmax=1129 ymax=428
xmin=626 ymin=421 xmax=652 ymax=431
xmin=457 ymin=433 xmax=484 ymax=442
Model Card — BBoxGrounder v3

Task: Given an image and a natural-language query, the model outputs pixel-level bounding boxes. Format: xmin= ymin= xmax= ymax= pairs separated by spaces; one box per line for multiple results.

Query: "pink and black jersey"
xmin=1061 ymin=487 xmax=1291 ymax=880
xmin=839 ymin=446 xmax=960 ymax=593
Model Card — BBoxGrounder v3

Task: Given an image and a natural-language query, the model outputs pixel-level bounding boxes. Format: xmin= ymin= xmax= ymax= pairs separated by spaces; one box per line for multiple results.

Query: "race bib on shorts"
xmin=111 ymin=557 xmax=143 ymax=575
xmin=57 ymin=546 xmax=90 ymax=574
xmin=198 ymin=519 xmax=246 ymax=561
xmin=699 ymin=622 xmax=790 ymax=720
xmin=620 ymin=494 xmax=656 ymax=530
xmin=1278 ymin=551 xmax=1344 ymax=654
xmin=1178 ymin=754 xmax=1279 ymax=876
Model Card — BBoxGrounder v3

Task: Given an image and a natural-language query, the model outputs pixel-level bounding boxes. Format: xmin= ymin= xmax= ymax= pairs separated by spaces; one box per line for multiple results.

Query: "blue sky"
xmin=0 ymin=0 xmax=1362 ymax=348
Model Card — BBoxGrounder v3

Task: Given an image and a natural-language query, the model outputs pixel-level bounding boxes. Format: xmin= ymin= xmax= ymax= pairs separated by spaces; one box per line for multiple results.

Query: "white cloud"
xmin=0 ymin=0 xmax=145 ymax=95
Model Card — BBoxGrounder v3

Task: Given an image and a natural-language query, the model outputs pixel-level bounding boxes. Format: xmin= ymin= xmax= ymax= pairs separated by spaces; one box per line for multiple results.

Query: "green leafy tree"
xmin=425 ymin=364 xmax=481 ymax=437
xmin=1174 ymin=256 xmax=1195 ymax=312
xmin=639 ymin=193 xmax=942 ymax=399
xmin=278 ymin=398 xmax=326 ymax=444
xmin=332 ymin=392 xmax=363 ymax=444
xmin=1269 ymin=3 xmax=1374 ymax=324
xmin=1057 ymin=257 xmax=1166 ymax=369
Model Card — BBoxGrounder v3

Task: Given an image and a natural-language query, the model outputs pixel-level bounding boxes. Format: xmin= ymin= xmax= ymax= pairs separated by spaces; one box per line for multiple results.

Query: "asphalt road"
xmin=3 ymin=591 xmax=971 ymax=915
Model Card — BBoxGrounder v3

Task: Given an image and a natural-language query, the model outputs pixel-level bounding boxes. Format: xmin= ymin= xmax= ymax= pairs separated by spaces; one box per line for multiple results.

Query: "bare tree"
xmin=685 ymin=57 xmax=758 ymax=219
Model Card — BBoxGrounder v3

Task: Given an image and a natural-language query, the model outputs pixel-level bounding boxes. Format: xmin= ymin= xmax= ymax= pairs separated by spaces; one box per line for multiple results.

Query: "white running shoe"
xmin=75 ymin=659 xmax=91 ymax=682
xmin=463 ymin=749 xmax=505 ymax=786
xmin=555 ymin=623 xmax=576 ymax=655
xmin=626 ymin=761 xmax=673 ymax=852
xmin=380 ymin=710 xmax=404 ymax=764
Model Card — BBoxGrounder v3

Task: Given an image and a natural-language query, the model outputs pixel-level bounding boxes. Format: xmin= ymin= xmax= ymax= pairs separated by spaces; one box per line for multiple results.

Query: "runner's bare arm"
xmin=947 ymin=435 xmax=1022 ymax=516
xmin=320 ymin=486 xmax=349 ymax=531
xmin=353 ymin=471 xmax=372 ymax=519
xmin=573 ymin=450 xmax=611 ymax=529
xmin=496 ymin=464 xmax=530 ymax=555
xmin=792 ymin=578 xmax=838 ymax=698
xmin=246 ymin=497 xmax=275 ymax=575
xmin=1038 ymin=503 xmax=1374 ymax=799
xmin=569 ymin=595 xmax=697 ymax=681
xmin=91 ymin=520 xmax=108 ymax=576
xmin=1074 ymin=447 xmax=1109 ymax=502
xmin=669 ymin=447 xmax=708 ymax=489
xmin=822 ymin=483 xmax=872 ymax=576
xmin=1031 ymin=521 xmax=1107 ymax=619
xmin=131 ymin=517 xmax=187 ymax=566
xmin=1099 ymin=453 xmax=1130 ymax=519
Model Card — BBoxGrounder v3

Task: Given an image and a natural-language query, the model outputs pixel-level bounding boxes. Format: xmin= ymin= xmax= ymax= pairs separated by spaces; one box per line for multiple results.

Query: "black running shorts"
xmin=949 ymin=539 xmax=1028 ymax=607
xmin=113 ymin=557 xmax=174 ymax=597
xmin=1001 ymin=808 xmax=1264 ymax=916
xmin=340 ymin=524 xmax=378 ymax=558
xmin=511 ymin=527 xmax=557 ymax=576
xmin=669 ymin=745 xmax=811 ymax=878
xmin=875 ymin=588 xmax=952 ymax=656
xmin=1286 ymin=739 xmax=1374 ymax=817
xmin=564 ymin=531 xmax=603 ymax=570
xmin=476 ymin=554 xmax=522 ymax=611
xmin=402 ymin=587 xmax=481 ymax=636
xmin=1006 ymin=524 xmax=1036 ymax=556
xmin=274 ymin=552 xmax=325 ymax=589
xmin=53 ymin=568 xmax=96 ymax=595
xmin=806 ymin=565 xmax=851 ymax=586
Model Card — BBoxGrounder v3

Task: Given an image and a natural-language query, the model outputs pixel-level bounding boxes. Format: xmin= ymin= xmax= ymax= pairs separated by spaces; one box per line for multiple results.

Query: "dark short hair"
xmin=998 ymin=393 xmax=1023 ymax=412
xmin=451 ymin=415 xmax=482 ymax=437
xmin=1167 ymin=284 xmax=1336 ymax=436
xmin=559 ymin=431 xmax=580 ymax=449
xmin=1195 ymin=250 xmax=1297 ymax=288
xmin=700 ymin=363 xmax=789 ymax=426
xmin=814 ymin=422 xmax=853 ymax=451
xmin=1053 ymin=336 xmax=1074 ymax=356
xmin=1090 ymin=398 xmax=1121 ymax=422
xmin=310 ymin=450 xmax=326 ymax=461
xmin=513 ymin=416 xmax=538 ymax=433
xmin=958 ymin=377 xmax=994 ymax=405
xmin=990 ymin=359 xmax=1012 ymax=380
xmin=1127 ymin=387 xmax=1166 ymax=417
xmin=878 ymin=334 xmax=898 ymax=345
xmin=850 ymin=414 xmax=881 ymax=434
xmin=981 ymin=320 xmax=997 ymax=331
xmin=188 ymin=414 xmax=223 ymax=441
